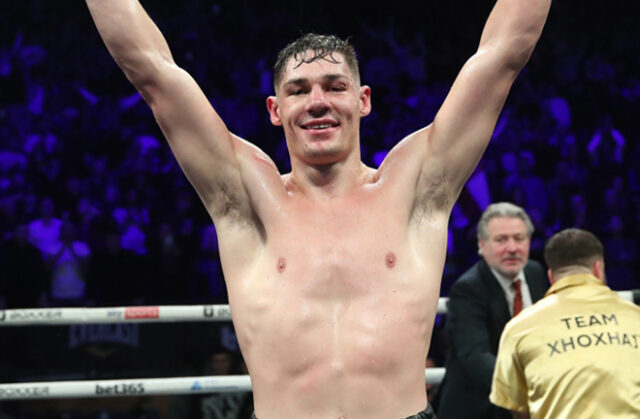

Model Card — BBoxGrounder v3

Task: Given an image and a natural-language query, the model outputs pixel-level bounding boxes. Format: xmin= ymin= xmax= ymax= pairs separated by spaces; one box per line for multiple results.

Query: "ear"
xmin=593 ymin=259 xmax=606 ymax=283
xmin=266 ymin=96 xmax=282 ymax=126
xmin=359 ymin=85 xmax=372 ymax=117
xmin=547 ymin=269 xmax=554 ymax=284
xmin=477 ymin=239 xmax=485 ymax=256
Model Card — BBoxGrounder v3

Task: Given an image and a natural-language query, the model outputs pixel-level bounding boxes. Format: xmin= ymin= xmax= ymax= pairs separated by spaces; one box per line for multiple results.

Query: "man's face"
xmin=478 ymin=216 xmax=530 ymax=280
xmin=267 ymin=51 xmax=371 ymax=166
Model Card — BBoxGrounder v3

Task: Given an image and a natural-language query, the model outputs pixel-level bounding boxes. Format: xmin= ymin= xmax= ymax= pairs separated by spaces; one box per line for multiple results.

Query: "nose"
xmin=306 ymin=85 xmax=329 ymax=115
xmin=505 ymin=239 xmax=519 ymax=253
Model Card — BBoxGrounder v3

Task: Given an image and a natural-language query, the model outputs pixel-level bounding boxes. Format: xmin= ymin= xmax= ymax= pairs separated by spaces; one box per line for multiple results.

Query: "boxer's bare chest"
xmin=264 ymin=189 xmax=410 ymax=292
xmin=225 ymin=186 xmax=435 ymax=333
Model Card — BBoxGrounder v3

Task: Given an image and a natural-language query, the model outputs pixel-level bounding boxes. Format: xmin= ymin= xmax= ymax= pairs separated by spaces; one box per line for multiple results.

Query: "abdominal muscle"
xmin=226 ymin=241 xmax=440 ymax=419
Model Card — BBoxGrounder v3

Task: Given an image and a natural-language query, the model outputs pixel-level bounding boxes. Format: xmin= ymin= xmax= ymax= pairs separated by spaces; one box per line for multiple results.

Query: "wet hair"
xmin=476 ymin=202 xmax=534 ymax=241
xmin=544 ymin=228 xmax=604 ymax=272
xmin=272 ymin=33 xmax=360 ymax=91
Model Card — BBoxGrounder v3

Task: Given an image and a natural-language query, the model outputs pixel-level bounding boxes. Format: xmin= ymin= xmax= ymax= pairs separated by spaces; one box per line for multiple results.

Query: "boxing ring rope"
xmin=1 ymin=291 xmax=637 ymax=401
xmin=0 ymin=296 xmax=449 ymax=327
xmin=0 ymin=371 xmax=447 ymax=400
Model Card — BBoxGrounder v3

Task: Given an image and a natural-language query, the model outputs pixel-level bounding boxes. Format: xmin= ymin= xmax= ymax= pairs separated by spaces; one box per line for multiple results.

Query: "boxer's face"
xmin=479 ymin=216 xmax=530 ymax=280
xmin=267 ymin=51 xmax=371 ymax=166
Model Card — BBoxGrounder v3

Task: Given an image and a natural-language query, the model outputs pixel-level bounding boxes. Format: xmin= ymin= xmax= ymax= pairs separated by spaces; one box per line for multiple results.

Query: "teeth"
xmin=308 ymin=124 xmax=332 ymax=129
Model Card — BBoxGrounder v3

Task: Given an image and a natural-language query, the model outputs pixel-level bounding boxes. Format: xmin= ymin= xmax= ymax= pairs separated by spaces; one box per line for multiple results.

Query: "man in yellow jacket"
xmin=490 ymin=228 xmax=640 ymax=418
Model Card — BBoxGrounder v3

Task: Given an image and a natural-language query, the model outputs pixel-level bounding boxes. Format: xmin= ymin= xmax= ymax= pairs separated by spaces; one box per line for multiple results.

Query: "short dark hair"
xmin=544 ymin=228 xmax=604 ymax=272
xmin=273 ymin=33 xmax=360 ymax=91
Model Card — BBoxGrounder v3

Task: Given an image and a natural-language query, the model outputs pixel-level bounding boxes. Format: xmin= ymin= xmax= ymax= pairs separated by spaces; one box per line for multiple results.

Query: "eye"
xmin=330 ymin=84 xmax=347 ymax=92
xmin=286 ymin=85 xmax=307 ymax=96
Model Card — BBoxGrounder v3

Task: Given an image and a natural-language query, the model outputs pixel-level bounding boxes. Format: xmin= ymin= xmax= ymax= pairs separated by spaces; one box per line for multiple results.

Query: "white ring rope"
xmin=0 ymin=301 xmax=446 ymax=326
xmin=0 ymin=302 xmax=446 ymax=326
xmin=1 ymin=290 xmax=636 ymax=326
xmin=0 ymin=369 xmax=446 ymax=400
xmin=0 ymin=304 xmax=232 ymax=326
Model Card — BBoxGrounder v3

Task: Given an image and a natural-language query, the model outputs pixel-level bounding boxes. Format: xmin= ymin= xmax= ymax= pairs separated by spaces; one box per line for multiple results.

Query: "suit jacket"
xmin=435 ymin=259 xmax=548 ymax=419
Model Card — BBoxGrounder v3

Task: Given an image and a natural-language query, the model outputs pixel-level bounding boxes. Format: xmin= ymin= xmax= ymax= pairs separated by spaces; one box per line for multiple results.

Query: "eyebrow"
xmin=282 ymin=73 xmax=350 ymax=88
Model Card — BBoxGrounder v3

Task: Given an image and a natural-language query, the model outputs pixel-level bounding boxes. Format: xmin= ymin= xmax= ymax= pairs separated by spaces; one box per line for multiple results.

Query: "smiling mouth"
xmin=301 ymin=121 xmax=339 ymax=130
xmin=303 ymin=123 xmax=334 ymax=129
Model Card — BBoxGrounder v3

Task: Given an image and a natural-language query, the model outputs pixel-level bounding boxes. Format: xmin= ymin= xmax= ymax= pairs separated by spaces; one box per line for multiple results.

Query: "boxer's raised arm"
xmin=86 ymin=0 xmax=250 ymax=219
xmin=413 ymin=0 xmax=551 ymax=201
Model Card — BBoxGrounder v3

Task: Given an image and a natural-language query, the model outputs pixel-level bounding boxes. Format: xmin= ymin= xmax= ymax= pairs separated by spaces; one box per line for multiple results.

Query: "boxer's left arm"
xmin=413 ymin=0 xmax=552 ymax=203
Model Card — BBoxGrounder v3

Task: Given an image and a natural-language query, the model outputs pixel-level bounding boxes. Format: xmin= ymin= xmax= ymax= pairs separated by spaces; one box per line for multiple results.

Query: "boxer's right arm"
xmin=86 ymin=0 xmax=251 ymax=220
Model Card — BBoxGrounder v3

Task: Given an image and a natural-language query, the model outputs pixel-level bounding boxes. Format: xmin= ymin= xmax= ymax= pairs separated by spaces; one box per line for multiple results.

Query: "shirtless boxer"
xmin=85 ymin=1 xmax=551 ymax=418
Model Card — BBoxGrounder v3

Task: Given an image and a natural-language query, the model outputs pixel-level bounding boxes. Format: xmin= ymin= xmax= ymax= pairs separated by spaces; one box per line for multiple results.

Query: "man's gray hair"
xmin=477 ymin=202 xmax=534 ymax=241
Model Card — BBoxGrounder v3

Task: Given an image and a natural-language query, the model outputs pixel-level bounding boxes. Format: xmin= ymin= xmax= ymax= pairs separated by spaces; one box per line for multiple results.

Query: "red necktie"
xmin=512 ymin=280 xmax=523 ymax=317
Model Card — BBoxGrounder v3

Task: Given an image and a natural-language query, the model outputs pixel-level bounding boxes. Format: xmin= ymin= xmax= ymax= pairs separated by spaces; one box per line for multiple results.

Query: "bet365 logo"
xmin=95 ymin=383 xmax=144 ymax=395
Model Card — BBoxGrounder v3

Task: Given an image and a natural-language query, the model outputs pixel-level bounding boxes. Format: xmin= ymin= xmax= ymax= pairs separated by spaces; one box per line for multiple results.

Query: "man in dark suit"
xmin=436 ymin=202 xmax=549 ymax=419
